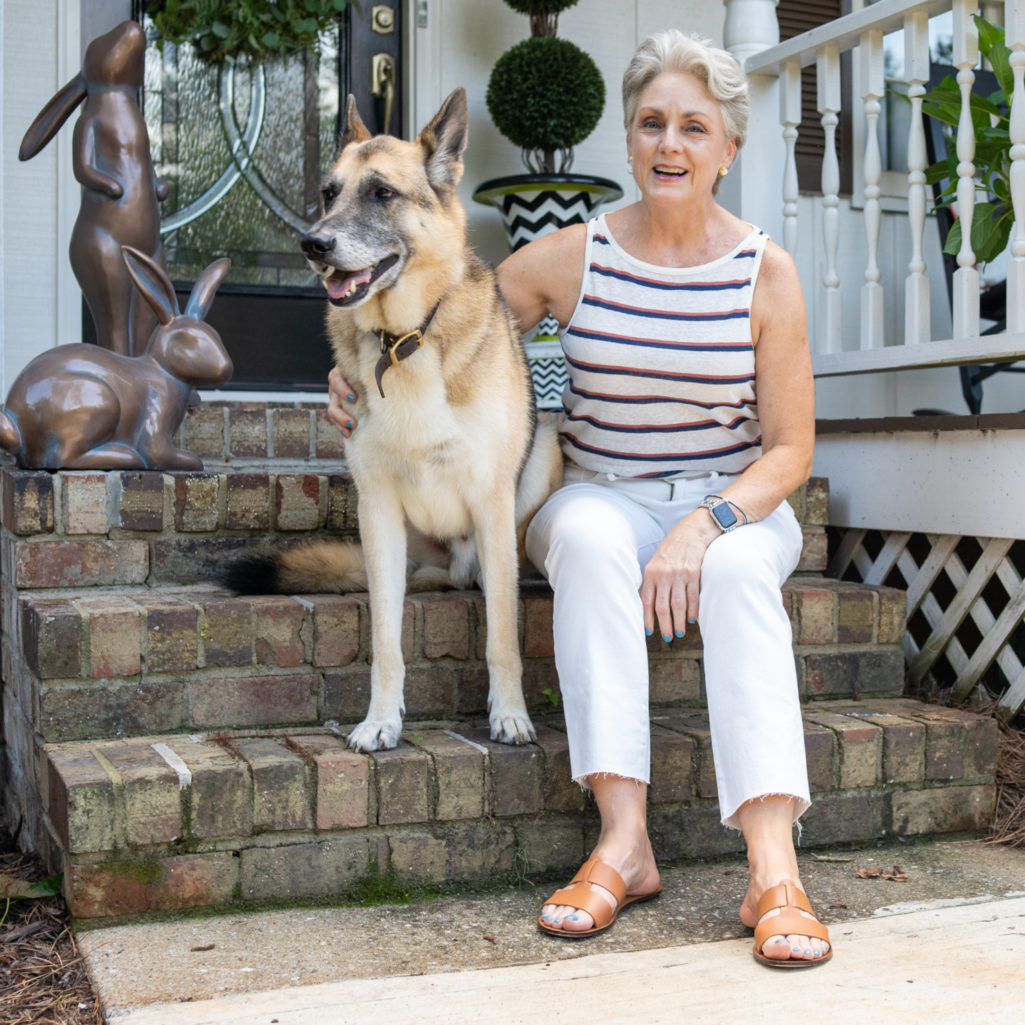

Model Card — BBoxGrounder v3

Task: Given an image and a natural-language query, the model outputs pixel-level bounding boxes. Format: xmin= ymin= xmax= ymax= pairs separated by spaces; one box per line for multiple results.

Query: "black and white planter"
xmin=473 ymin=173 xmax=623 ymax=409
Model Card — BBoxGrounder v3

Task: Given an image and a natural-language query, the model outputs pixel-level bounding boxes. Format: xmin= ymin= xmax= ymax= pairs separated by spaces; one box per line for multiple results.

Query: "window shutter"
xmin=777 ymin=0 xmax=853 ymax=195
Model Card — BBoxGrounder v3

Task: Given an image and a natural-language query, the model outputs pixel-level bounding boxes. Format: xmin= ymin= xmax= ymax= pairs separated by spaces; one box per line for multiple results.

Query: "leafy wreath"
xmin=143 ymin=0 xmax=353 ymax=63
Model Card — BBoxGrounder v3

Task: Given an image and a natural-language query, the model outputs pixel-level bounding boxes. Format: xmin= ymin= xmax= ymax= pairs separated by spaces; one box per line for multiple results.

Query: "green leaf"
xmin=261 ymin=31 xmax=279 ymax=48
xmin=211 ymin=20 xmax=230 ymax=39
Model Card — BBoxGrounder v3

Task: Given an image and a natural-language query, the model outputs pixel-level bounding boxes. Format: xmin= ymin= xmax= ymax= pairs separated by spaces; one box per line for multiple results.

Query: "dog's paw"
xmin=489 ymin=710 xmax=536 ymax=746
xmin=347 ymin=717 xmax=402 ymax=752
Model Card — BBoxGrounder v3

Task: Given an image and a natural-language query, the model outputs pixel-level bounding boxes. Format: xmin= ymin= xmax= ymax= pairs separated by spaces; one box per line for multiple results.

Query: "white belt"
xmin=563 ymin=466 xmax=719 ymax=501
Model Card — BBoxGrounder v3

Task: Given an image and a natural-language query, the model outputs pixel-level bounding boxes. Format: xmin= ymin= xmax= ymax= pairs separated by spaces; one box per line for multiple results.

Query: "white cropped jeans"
xmin=525 ymin=466 xmax=811 ymax=830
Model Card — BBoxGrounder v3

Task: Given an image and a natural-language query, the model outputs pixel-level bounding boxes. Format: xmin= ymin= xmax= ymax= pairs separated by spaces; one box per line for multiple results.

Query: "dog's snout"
xmin=301 ymin=233 xmax=335 ymax=259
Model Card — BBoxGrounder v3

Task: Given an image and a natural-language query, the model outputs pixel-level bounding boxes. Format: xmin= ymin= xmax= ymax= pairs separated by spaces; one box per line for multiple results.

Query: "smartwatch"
xmin=699 ymin=495 xmax=740 ymax=533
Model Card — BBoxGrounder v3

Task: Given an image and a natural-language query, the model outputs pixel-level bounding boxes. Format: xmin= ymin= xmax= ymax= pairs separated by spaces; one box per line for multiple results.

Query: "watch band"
xmin=700 ymin=495 xmax=740 ymax=533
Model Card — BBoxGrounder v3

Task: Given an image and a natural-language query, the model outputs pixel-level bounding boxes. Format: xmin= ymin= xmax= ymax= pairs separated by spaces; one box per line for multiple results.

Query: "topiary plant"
xmin=485 ymin=1 xmax=605 ymax=175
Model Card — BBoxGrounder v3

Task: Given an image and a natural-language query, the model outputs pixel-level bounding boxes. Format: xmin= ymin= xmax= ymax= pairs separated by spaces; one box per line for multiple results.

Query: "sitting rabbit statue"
xmin=19 ymin=20 xmax=167 ymax=356
xmin=0 ymin=247 xmax=233 ymax=470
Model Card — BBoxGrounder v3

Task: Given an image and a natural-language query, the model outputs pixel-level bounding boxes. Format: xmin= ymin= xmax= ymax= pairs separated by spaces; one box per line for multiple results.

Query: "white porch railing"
xmin=727 ymin=0 xmax=1025 ymax=378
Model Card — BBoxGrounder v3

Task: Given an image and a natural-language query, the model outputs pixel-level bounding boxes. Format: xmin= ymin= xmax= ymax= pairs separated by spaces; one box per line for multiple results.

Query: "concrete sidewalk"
xmin=79 ymin=838 xmax=1025 ymax=1024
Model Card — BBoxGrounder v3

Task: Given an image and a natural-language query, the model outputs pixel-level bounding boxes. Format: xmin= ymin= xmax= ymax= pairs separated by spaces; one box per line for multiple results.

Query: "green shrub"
xmin=486 ymin=35 xmax=604 ymax=173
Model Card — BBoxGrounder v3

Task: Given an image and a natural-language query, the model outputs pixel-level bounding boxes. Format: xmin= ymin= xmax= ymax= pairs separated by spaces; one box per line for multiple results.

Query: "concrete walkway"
xmin=79 ymin=839 xmax=1025 ymax=1024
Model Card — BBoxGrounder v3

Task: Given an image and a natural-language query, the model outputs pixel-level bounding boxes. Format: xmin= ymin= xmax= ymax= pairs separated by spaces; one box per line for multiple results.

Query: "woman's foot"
xmin=739 ymin=878 xmax=831 ymax=964
xmin=539 ymin=841 xmax=661 ymax=935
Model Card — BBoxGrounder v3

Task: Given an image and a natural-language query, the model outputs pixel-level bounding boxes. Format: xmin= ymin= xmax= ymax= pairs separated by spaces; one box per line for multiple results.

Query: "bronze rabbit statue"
xmin=19 ymin=20 xmax=167 ymax=356
xmin=0 ymin=247 xmax=233 ymax=471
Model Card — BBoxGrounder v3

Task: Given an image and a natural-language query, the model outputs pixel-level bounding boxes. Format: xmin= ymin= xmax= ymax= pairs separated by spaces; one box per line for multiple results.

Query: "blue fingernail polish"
xmin=662 ymin=634 xmax=671 ymax=643
xmin=645 ymin=627 xmax=653 ymax=636
xmin=346 ymin=394 xmax=355 ymax=403
xmin=675 ymin=629 xmax=684 ymax=638
xmin=345 ymin=420 xmax=354 ymax=429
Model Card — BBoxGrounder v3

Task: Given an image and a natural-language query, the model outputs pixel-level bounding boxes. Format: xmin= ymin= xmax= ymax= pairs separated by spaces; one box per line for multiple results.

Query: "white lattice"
xmin=831 ymin=529 xmax=1025 ymax=723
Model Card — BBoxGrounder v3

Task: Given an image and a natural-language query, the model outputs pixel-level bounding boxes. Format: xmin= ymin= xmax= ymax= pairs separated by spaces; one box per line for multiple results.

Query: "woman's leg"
xmin=695 ymin=499 xmax=828 ymax=962
xmin=526 ymin=484 xmax=664 ymax=933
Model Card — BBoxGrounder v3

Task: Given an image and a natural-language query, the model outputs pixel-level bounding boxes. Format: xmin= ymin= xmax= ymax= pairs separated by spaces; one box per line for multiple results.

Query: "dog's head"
xmin=301 ymin=88 xmax=468 ymax=313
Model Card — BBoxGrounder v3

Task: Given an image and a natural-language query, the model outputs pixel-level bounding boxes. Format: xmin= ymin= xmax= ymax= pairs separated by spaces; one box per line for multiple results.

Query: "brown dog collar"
xmin=373 ymin=300 xmax=441 ymax=397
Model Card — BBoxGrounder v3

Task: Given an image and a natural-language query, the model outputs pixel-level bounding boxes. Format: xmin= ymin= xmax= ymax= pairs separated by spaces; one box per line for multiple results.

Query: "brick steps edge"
xmin=41 ymin=699 xmax=997 ymax=920
xmin=11 ymin=577 xmax=908 ymax=747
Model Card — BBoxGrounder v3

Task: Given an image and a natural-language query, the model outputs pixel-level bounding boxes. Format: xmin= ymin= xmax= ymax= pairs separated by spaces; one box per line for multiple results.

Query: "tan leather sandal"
xmin=752 ymin=879 xmax=833 ymax=968
xmin=538 ymin=856 xmax=662 ymax=939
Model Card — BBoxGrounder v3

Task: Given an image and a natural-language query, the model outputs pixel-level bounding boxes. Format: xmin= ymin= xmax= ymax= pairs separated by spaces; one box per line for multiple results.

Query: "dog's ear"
xmin=419 ymin=88 xmax=468 ymax=191
xmin=338 ymin=95 xmax=372 ymax=150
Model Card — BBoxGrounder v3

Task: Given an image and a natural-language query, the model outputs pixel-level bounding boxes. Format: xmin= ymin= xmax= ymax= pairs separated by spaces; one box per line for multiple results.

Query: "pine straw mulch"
xmin=0 ymin=839 xmax=102 ymax=1025
xmin=988 ymin=717 xmax=1025 ymax=848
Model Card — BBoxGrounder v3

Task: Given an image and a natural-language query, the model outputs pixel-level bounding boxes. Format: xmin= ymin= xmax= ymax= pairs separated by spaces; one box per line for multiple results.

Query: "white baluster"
xmin=904 ymin=8 xmax=931 ymax=345
xmin=953 ymin=0 xmax=980 ymax=339
xmin=1006 ymin=0 xmax=1025 ymax=332
xmin=861 ymin=29 xmax=884 ymax=350
xmin=818 ymin=46 xmax=843 ymax=353
xmin=780 ymin=60 xmax=801 ymax=257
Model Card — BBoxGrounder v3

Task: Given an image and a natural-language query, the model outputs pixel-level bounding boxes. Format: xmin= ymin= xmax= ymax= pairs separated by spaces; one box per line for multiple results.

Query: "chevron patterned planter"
xmin=473 ymin=174 xmax=623 ymax=408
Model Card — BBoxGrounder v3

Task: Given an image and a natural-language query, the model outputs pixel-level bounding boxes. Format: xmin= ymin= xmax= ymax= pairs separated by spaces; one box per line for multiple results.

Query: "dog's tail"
xmin=223 ymin=540 xmax=369 ymax=595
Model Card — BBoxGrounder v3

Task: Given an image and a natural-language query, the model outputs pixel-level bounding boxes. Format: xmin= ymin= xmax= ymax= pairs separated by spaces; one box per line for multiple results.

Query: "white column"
xmin=818 ymin=45 xmax=843 ymax=353
xmin=722 ymin=0 xmax=780 ymax=66
xmin=721 ymin=0 xmax=785 ymax=243
xmin=952 ymin=0 xmax=980 ymax=339
xmin=904 ymin=7 xmax=931 ymax=345
xmin=1006 ymin=0 xmax=1025 ymax=332
xmin=860 ymin=29 xmax=884 ymax=350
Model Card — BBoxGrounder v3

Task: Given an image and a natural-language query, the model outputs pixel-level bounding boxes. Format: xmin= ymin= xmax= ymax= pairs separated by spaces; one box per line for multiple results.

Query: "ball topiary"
xmin=486 ymin=36 xmax=604 ymax=174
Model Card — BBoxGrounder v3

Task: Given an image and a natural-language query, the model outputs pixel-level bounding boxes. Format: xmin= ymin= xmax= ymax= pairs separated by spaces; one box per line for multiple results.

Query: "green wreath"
xmin=143 ymin=0 xmax=352 ymax=63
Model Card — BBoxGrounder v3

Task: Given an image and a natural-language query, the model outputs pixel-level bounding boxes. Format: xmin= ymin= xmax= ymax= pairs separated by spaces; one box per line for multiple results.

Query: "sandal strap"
xmin=543 ymin=857 xmax=629 ymax=931
xmin=753 ymin=880 xmax=831 ymax=950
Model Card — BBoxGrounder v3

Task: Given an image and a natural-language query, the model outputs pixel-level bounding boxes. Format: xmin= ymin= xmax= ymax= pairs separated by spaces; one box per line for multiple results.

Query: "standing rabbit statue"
xmin=0 ymin=247 xmax=233 ymax=470
xmin=19 ymin=20 xmax=167 ymax=357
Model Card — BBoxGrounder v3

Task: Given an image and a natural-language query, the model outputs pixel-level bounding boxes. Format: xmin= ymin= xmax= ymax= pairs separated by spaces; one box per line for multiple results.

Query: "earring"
xmin=718 ymin=165 xmax=729 ymax=177
xmin=627 ymin=155 xmax=633 ymax=166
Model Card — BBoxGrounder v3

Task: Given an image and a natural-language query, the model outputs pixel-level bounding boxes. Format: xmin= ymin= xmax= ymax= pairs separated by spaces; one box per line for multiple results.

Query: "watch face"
xmin=711 ymin=501 xmax=739 ymax=529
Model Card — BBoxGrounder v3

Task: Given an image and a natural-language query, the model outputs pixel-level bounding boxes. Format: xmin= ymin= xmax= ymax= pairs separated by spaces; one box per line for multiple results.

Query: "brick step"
xmin=42 ymin=699 xmax=997 ymax=920
xmin=1 ymin=471 xmax=829 ymax=589
xmin=14 ymin=576 xmax=906 ymax=746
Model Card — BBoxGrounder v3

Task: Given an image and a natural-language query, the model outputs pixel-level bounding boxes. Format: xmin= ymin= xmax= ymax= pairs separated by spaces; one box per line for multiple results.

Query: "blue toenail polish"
xmin=792 ymin=946 xmax=802 ymax=953
xmin=804 ymin=949 xmax=812 ymax=956
xmin=567 ymin=915 xmax=578 ymax=921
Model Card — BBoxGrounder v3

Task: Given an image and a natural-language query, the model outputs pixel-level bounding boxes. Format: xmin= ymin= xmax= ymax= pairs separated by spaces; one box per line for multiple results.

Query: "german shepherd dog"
xmin=226 ymin=89 xmax=563 ymax=753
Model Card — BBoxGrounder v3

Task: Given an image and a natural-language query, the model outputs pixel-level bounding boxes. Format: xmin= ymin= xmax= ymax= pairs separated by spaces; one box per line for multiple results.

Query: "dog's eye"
xmin=375 ymin=186 xmax=395 ymax=201
xmin=322 ymin=185 xmax=339 ymax=207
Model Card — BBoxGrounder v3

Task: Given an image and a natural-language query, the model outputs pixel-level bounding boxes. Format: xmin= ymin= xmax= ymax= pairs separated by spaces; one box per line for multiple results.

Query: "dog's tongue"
xmin=325 ymin=267 xmax=373 ymax=300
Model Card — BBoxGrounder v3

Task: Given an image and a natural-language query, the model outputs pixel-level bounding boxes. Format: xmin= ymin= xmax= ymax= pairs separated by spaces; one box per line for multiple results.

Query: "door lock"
xmin=372 ymin=5 xmax=395 ymax=34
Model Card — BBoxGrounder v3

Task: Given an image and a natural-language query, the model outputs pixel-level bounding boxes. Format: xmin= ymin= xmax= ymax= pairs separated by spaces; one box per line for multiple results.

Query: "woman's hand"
xmin=327 ymin=366 xmax=358 ymax=442
xmin=640 ymin=511 xmax=720 ymax=641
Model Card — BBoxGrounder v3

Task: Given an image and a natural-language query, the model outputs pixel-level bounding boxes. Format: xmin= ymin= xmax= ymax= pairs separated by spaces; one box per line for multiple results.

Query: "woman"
xmin=328 ymin=30 xmax=830 ymax=967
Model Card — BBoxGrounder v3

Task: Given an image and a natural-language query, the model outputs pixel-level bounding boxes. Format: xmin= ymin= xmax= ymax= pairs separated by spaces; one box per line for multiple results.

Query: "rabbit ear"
xmin=19 ymin=74 xmax=88 ymax=160
xmin=185 ymin=258 xmax=231 ymax=320
xmin=121 ymin=246 xmax=179 ymax=326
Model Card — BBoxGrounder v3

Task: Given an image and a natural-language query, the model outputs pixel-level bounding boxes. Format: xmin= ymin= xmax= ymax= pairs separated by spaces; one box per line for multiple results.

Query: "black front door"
xmin=90 ymin=3 xmax=407 ymax=390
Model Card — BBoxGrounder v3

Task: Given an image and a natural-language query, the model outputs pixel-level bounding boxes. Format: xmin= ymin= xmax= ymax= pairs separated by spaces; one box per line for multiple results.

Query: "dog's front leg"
xmin=346 ymin=490 xmax=408 ymax=752
xmin=474 ymin=487 xmax=535 ymax=745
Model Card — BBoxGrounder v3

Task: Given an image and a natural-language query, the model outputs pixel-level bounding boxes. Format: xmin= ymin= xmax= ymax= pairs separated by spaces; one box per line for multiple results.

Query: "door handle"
xmin=371 ymin=53 xmax=397 ymax=136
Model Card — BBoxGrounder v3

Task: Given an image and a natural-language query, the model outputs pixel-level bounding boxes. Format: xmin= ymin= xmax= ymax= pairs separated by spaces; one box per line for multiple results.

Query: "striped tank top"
xmin=559 ymin=214 xmax=766 ymax=478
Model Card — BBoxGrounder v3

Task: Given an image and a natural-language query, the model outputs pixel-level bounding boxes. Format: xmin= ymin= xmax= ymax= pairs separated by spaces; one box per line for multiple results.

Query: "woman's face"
xmin=626 ymin=71 xmax=736 ymax=203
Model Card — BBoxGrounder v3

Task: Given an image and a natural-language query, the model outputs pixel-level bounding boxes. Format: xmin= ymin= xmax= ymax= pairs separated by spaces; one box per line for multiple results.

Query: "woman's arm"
xmin=641 ymin=240 xmax=815 ymax=640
